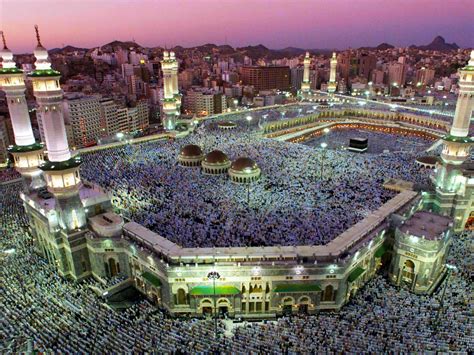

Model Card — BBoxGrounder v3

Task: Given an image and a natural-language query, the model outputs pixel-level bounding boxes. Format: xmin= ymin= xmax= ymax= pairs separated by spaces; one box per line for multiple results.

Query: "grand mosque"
xmin=0 ymin=28 xmax=472 ymax=318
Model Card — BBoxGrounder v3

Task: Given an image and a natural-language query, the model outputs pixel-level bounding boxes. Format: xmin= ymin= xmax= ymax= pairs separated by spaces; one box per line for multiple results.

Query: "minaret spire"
xmin=0 ymin=31 xmax=7 ymax=50
xmin=34 ymin=24 xmax=43 ymax=47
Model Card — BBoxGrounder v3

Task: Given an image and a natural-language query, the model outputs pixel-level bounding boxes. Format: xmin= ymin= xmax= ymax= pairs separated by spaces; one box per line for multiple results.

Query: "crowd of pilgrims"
xmin=0 ymin=168 xmax=20 ymax=183
xmin=305 ymin=128 xmax=434 ymax=154
xmin=0 ymin=181 xmax=472 ymax=352
xmin=80 ymin=118 xmax=433 ymax=248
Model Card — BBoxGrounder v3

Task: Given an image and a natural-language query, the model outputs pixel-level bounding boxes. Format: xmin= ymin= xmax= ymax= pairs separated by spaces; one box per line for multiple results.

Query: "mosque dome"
xmin=178 ymin=144 xmax=203 ymax=167
xmin=228 ymin=157 xmax=261 ymax=183
xmin=180 ymin=144 xmax=203 ymax=157
xmin=204 ymin=150 xmax=229 ymax=164
xmin=231 ymin=157 xmax=258 ymax=172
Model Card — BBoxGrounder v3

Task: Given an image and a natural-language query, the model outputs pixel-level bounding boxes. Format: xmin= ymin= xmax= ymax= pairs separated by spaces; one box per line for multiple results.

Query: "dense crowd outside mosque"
xmin=1 ymin=181 xmax=472 ymax=352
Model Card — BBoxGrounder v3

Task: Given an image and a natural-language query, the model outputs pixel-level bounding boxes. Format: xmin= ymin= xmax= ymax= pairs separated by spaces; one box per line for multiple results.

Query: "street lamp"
xmin=207 ymin=270 xmax=221 ymax=339
xmin=320 ymin=142 xmax=328 ymax=179
xmin=246 ymin=115 xmax=252 ymax=142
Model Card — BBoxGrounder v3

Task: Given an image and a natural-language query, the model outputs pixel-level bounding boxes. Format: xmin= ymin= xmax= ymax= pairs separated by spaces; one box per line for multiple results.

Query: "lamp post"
xmin=246 ymin=115 xmax=252 ymax=142
xmin=320 ymin=142 xmax=327 ymax=179
xmin=207 ymin=270 xmax=221 ymax=339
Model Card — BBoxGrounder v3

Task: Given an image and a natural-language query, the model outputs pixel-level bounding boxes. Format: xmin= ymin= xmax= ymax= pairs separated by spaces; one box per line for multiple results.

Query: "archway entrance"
xmin=200 ymin=299 xmax=213 ymax=316
xmin=177 ymin=289 xmax=187 ymax=305
xmin=217 ymin=298 xmax=231 ymax=317
xmin=108 ymin=258 xmax=118 ymax=277
xmin=282 ymin=297 xmax=294 ymax=315
xmin=402 ymin=259 xmax=415 ymax=284
xmin=202 ymin=307 xmax=213 ymax=315
xmin=298 ymin=304 xmax=308 ymax=314
xmin=323 ymin=285 xmax=334 ymax=302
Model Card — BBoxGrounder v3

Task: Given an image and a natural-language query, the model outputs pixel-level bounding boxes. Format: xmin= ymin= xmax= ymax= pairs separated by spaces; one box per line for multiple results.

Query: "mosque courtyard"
xmin=80 ymin=113 xmax=434 ymax=248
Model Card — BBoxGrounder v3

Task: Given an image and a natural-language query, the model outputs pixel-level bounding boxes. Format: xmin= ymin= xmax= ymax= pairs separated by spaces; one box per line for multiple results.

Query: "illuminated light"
xmin=252 ymin=266 xmax=261 ymax=276
xmin=320 ymin=142 xmax=328 ymax=149
xmin=4 ymin=248 xmax=15 ymax=254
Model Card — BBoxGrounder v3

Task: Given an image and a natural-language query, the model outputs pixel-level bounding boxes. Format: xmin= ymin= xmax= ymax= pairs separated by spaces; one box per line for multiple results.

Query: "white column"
xmin=5 ymin=92 xmax=36 ymax=146
xmin=40 ymin=105 xmax=71 ymax=162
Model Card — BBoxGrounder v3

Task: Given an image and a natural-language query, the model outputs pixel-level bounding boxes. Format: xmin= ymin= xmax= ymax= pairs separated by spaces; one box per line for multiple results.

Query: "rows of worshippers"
xmin=1 ymin=181 xmax=472 ymax=352
xmin=79 ymin=118 xmax=434 ymax=248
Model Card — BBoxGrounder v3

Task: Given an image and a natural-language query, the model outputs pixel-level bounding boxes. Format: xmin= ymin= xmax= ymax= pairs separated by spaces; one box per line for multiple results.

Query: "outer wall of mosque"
xmin=20 ymin=107 xmax=470 ymax=319
xmin=23 ymin=189 xmax=452 ymax=318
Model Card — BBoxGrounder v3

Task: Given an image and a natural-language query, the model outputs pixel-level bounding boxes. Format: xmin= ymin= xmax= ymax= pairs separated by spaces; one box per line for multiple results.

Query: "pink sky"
xmin=1 ymin=0 xmax=473 ymax=53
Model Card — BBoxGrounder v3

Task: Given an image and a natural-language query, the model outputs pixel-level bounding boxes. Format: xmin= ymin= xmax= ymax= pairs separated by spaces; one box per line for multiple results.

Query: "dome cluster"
xmin=178 ymin=144 xmax=261 ymax=182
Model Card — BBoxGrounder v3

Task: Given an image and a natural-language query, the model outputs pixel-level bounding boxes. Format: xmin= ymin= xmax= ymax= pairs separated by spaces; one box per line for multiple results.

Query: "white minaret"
xmin=29 ymin=25 xmax=85 ymax=231
xmin=433 ymin=50 xmax=473 ymax=229
xmin=328 ymin=52 xmax=337 ymax=94
xmin=301 ymin=51 xmax=311 ymax=94
xmin=0 ymin=31 xmax=45 ymax=191
xmin=161 ymin=50 xmax=180 ymax=130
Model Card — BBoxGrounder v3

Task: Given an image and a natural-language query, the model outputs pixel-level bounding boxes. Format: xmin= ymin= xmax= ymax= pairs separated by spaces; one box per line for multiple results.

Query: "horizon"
xmin=1 ymin=0 xmax=473 ymax=53
xmin=6 ymin=34 xmax=472 ymax=55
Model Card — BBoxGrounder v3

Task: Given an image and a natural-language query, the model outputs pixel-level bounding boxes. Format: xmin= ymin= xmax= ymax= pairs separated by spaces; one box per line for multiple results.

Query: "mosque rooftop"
xmin=399 ymin=211 xmax=452 ymax=240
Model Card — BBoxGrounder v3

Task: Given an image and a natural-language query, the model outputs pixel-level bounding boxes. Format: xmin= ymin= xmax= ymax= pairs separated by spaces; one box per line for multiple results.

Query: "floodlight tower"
xmin=28 ymin=25 xmax=86 ymax=231
xmin=0 ymin=31 xmax=45 ymax=192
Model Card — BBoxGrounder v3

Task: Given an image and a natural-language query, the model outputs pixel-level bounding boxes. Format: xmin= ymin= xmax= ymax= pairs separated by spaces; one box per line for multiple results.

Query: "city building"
xmin=241 ymin=66 xmax=290 ymax=92
xmin=184 ymin=88 xmax=227 ymax=116
xmin=63 ymin=93 xmax=103 ymax=148
xmin=415 ymin=67 xmax=436 ymax=86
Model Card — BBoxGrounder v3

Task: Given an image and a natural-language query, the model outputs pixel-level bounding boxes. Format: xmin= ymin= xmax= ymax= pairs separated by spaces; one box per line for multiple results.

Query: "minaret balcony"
xmin=8 ymin=143 xmax=45 ymax=173
xmin=40 ymin=157 xmax=82 ymax=195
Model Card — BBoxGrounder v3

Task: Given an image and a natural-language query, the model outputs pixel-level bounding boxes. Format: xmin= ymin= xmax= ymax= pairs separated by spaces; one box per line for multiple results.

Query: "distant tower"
xmin=300 ymin=52 xmax=311 ymax=94
xmin=328 ymin=52 xmax=337 ymax=94
xmin=28 ymin=25 xmax=86 ymax=231
xmin=161 ymin=50 xmax=180 ymax=130
xmin=433 ymin=50 xmax=474 ymax=230
xmin=0 ymin=31 xmax=45 ymax=192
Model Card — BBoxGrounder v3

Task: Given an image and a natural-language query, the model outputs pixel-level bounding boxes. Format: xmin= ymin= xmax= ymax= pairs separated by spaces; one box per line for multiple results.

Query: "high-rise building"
xmin=291 ymin=66 xmax=304 ymax=91
xmin=0 ymin=30 xmax=45 ymax=190
xmin=328 ymin=52 xmax=338 ymax=94
xmin=127 ymin=100 xmax=149 ymax=132
xmin=415 ymin=67 xmax=436 ymax=86
xmin=240 ymin=66 xmax=290 ymax=91
xmin=99 ymin=98 xmax=149 ymax=136
xmin=184 ymin=88 xmax=227 ymax=116
xmin=338 ymin=52 xmax=376 ymax=82
xmin=388 ymin=58 xmax=407 ymax=88
xmin=161 ymin=51 xmax=180 ymax=130
xmin=431 ymin=50 xmax=474 ymax=230
xmin=63 ymin=93 xmax=103 ymax=148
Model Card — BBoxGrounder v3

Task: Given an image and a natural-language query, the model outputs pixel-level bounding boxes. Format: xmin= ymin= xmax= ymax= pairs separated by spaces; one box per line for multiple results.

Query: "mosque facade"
xmin=0 ymin=31 xmax=472 ymax=319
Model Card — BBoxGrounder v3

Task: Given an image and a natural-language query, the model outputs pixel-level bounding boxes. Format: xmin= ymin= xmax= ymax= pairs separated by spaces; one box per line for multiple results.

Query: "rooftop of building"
xmin=399 ymin=211 xmax=452 ymax=240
